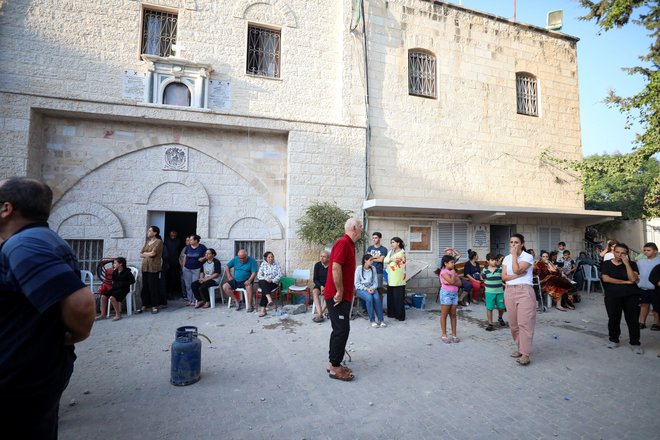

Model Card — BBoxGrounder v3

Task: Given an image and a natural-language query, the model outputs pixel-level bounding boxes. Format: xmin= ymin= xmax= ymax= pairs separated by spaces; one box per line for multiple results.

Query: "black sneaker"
xmin=498 ymin=318 xmax=507 ymax=327
xmin=485 ymin=324 xmax=494 ymax=331
xmin=235 ymin=302 xmax=244 ymax=311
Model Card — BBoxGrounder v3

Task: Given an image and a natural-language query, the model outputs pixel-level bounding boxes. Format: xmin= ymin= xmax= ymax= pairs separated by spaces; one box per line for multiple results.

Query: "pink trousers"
xmin=504 ymin=284 xmax=536 ymax=356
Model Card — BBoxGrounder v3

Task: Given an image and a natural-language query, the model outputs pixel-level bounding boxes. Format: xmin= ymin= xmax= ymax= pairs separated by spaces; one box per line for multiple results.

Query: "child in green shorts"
xmin=482 ymin=253 xmax=507 ymax=331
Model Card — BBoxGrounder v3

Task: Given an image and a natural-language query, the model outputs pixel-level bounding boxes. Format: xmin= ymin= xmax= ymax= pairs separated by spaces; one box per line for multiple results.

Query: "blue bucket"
xmin=412 ymin=293 xmax=426 ymax=309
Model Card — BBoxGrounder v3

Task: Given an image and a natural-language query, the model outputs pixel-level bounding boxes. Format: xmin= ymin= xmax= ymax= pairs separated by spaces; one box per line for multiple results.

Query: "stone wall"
xmin=364 ymin=0 xmax=584 ymax=209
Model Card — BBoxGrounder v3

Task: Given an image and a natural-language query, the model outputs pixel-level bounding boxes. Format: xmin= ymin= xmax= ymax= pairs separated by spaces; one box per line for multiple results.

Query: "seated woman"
xmin=257 ymin=251 xmax=282 ymax=317
xmin=98 ymin=257 xmax=135 ymax=321
xmin=534 ymin=250 xmax=575 ymax=311
xmin=191 ymin=248 xmax=222 ymax=309
xmin=464 ymin=249 xmax=484 ymax=303
xmin=354 ymin=254 xmax=385 ymax=327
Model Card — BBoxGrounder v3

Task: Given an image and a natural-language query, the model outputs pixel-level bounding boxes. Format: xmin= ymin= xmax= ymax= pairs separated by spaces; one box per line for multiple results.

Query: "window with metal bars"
xmin=408 ymin=51 xmax=437 ymax=98
xmin=538 ymin=227 xmax=561 ymax=253
xmin=437 ymin=223 xmax=468 ymax=258
xmin=141 ymin=8 xmax=178 ymax=57
xmin=234 ymin=240 xmax=266 ymax=265
xmin=246 ymin=25 xmax=281 ymax=78
xmin=66 ymin=239 xmax=104 ymax=273
xmin=516 ymin=73 xmax=538 ymax=116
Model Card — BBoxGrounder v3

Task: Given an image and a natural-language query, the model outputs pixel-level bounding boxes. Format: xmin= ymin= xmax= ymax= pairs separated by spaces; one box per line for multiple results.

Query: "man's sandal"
xmin=510 ymin=351 xmax=523 ymax=358
xmin=328 ymin=368 xmax=354 ymax=381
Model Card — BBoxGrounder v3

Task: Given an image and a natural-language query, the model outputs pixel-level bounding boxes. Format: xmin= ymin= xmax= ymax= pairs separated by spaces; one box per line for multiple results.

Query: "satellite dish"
xmin=546 ymin=10 xmax=563 ymax=31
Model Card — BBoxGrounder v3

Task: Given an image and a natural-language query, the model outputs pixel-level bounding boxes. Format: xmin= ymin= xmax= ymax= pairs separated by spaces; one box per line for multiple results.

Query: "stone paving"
xmin=60 ymin=290 xmax=660 ymax=440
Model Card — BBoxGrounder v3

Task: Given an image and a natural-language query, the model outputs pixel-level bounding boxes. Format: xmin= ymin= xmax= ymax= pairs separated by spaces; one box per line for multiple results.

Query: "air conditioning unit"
xmin=547 ymin=10 xmax=563 ymax=31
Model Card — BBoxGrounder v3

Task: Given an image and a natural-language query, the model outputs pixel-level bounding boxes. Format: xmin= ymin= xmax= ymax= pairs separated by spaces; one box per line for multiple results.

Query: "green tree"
xmin=296 ymin=201 xmax=360 ymax=246
xmin=545 ymin=1 xmax=659 ymax=218
xmin=583 ymin=154 xmax=659 ymax=222
xmin=578 ymin=1 xmax=659 ymax=162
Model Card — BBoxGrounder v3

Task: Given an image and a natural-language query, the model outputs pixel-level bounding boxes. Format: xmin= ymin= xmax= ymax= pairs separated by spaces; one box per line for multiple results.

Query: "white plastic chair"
xmin=583 ymin=264 xmax=604 ymax=293
xmin=80 ymin=270 xmax=94 ymax=293
xmin=208 ymin=268 xmax=226 ymax=309
xmin=227 ymin=287 xmax=249 ymax=309
xmin=105 ymin=266 xmax=138 ymax=317
xmin=287 ymin=269 xmax=310 ymax=310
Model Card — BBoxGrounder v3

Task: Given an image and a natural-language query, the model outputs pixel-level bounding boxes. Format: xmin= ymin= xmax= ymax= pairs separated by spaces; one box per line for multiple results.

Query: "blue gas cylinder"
xmin=170 ymin=326 xmax=201 ymax=386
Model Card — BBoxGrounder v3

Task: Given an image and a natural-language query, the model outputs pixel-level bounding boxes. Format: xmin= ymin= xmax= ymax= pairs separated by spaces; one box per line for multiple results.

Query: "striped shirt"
xmin=481 ymin=266 xmax=504 ymax=295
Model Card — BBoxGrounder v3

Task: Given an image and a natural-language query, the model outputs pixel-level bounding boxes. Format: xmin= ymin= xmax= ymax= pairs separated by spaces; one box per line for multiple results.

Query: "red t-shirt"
xmin=324 ymin=234 xmax=357 ymax=302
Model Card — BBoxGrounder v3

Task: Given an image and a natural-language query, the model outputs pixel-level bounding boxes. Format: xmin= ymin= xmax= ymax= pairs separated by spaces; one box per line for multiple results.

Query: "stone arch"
xmin=221 ymin=214 xmax=283 ymax=240
xmin=137 ymin=174 xmax=210 ymax=207
xmin=49 ymin=202 xmax=124 ymax=238
xmin=233 ymin=0 xmax=298 ymax=28
xmin=52 ymin=142 xmax=272 ymax=212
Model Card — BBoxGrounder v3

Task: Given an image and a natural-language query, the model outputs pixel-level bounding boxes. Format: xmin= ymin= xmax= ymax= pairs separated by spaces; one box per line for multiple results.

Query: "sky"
xmin=446 ymin=0 xmax=652 ymax=157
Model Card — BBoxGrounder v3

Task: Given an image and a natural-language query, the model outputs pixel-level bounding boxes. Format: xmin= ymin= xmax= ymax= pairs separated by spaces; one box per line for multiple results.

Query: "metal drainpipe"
xmin=360 ymin=0 xmax=371 ymax=239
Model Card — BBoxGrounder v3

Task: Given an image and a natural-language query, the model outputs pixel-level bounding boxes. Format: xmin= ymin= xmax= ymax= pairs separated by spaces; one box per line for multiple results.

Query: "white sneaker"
xmin=631 ymin=345 xmax=644 ymax=355
xmin=607 ymin=341 xmax=619 ymax=349
xmin=379 ymin=321 xmax=387 ymax=328
xmin=371 ymin=322 xmax=379 ymax=328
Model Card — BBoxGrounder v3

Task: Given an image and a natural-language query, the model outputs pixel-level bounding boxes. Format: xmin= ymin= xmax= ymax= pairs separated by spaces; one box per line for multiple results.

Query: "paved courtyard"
xmin=60 ymin=290 xmax=660 ymax=440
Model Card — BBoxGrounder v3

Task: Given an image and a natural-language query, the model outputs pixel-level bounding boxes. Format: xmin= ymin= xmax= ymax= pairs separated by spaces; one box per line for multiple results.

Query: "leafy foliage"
xmin=296 ymin=201 xmax=356 ymax=246
xmin=583 ymin=154 xmax=659 ymax=219
xmin=544 ymin=1 xmax=660 ymax=221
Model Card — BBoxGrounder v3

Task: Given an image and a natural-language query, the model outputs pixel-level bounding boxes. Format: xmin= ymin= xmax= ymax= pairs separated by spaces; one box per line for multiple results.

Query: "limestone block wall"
xmin=0 ymin=0 xmax=364 ymax=127
xmin=364 ymin=0 xmax=584 ymax=209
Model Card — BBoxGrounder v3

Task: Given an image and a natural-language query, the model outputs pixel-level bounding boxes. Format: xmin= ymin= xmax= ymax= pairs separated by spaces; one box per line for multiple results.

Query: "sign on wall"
xmin=162 ymin=145 xmax=189 ymax=171
xmin=208 ymin=80 xmax=231 ymax=110
xmin=409 ymin=225 xmax=432 ymax=252
xmin=473 ymin=225 xmax=489 ymax=248
xmin=122 ymin=70 xmax=147 ymax=101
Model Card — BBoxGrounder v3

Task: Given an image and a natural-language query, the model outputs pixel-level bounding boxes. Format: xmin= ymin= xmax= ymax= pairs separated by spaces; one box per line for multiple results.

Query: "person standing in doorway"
xmin=311 ymin=250 xmax=330 ymax=323
xmin=502 ymin=233 xmax=535 ymax=366
xmin=182 ymin=235 xmax=207 ymax=307
xmin=164 ymin=230 xmax=183 ymax=299
xmin=324 ymin=217 xmax=362 ymax=381
xmin=384 ymin=237 xmax=407 ymax=321
xmin=0 ymin=177 xmax=95 ymax=438
xmin=139 ymin=226 xmax=164 ymax=314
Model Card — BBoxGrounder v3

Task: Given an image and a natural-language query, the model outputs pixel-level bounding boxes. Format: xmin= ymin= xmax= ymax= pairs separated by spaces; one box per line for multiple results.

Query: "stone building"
xmin=0 ymin=0 xmax=618 ymax=293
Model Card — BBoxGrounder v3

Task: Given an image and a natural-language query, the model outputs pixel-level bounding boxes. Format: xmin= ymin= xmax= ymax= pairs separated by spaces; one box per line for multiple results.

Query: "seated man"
xmin=222 ymin=249 xmax=257 ymax=312
xmin=311 ymin=250 xmax=329 ymax=323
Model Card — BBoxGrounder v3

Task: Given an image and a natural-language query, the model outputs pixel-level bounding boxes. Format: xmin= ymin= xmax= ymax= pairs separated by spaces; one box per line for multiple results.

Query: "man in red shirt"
xmin=324 ymin=217 xmax=362 ymax=381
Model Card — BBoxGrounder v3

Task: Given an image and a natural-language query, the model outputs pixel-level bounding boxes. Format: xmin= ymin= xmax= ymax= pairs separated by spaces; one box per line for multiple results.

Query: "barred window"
xmin=247 ymin=25 xmax=281 ymax=78
xmin=408 ymin=51 xmax=436 ymax=98
xmin=516 ymin=73 xmax=538 ymax=116
xmin=234 ymin=240 xmax=266 ymax=265
xmin=66 ymin=239 xmax=104 ymax=273
xmin=141 ymin=8 xmax=178 ymax=57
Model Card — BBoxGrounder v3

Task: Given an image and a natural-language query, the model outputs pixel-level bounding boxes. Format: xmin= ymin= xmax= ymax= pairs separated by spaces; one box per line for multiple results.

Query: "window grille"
xmin=408 ymin=51 xmax=436 ymax=98
xmin=516 ymin=73 xmax=538 ymax=116
xmin=437 ymin=223 xmax=468 ymax=257
xmin=234 ymin=240 xmax=266 ymax=265
xmin=142 ymin=9 xmax=178 ymax=57
xmin=66 ymin=239 xmax=104 ymax=273
xmin=246 ymin=25 xmax=281 ymax=78
xmin=538 ymin=227 xmax=561 ymax=253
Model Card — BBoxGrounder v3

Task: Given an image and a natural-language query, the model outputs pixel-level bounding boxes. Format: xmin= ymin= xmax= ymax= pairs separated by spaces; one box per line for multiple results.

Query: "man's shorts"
xmin=640 ymin=289 xmax=654 ymax=305
xmin=439 ymin=289 xmax=458 ymax=306
xmin=485 ymin=292 xmax=505 ymax=311
xmin=227 ymin=279 xmax=248 ymax=290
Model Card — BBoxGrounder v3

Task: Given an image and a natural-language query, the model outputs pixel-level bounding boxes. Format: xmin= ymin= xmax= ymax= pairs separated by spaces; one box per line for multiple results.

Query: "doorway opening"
xmin=490 ymin=225 xmax=516 ymax=256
